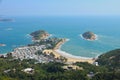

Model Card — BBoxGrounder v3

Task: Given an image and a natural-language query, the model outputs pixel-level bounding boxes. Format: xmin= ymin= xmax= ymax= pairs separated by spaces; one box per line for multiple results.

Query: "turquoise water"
xmin=0 ymin=16 xmax=120 ymax=58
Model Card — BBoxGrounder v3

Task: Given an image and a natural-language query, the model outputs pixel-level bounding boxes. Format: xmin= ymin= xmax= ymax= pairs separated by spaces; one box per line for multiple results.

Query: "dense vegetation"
xmin=0 ymin=49 xmax=120 ymax=80
xmin=96 ymin=49 xmax=120 ymax=69
xmin=30 ymin=30 xmax=49 ymax=40
xmin=0 ymin=58 xmax=88 ymax=80
xmin=28 ymin=37 xmax=63 ymax=49
xmin=82 ymin=31 xmax=96 ymax=40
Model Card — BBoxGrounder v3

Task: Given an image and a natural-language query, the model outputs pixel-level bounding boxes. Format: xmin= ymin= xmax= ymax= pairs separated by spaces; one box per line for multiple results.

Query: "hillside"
xmin=0 ymin=49 xmax=120 ymax=80
xmin=96 ymin=49 xmax=120 ymax=69
xmin=30 ymin=30 xmax=50 ymax=40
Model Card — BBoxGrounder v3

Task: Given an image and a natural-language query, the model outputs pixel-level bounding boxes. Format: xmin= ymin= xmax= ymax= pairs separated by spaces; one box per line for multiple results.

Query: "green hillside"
xmin=96 ymin=49 xmax=120 ymax=70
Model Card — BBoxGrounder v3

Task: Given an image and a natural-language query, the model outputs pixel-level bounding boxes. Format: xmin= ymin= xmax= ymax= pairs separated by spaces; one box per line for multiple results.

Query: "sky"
xmin=0 ymin=0 xmax=120 ymax=16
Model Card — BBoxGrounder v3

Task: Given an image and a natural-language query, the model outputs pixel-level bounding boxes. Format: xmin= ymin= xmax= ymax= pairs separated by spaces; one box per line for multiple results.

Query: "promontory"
xmin=30 ymin=30 xmax=50 ymax=40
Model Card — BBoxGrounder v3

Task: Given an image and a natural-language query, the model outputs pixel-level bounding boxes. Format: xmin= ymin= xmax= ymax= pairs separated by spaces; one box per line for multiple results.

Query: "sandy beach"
xmin=43 ymin=38 xmax=95 ymax=64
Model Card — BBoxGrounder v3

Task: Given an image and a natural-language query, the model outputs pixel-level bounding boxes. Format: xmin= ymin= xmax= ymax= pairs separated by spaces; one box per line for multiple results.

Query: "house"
xmin=22 ymin=68 xmax=34 ymax=74
xmin=93 ymin=62 xmax=99 ymax=66
xmin=62 ymin=65 xmax=83 ymax=70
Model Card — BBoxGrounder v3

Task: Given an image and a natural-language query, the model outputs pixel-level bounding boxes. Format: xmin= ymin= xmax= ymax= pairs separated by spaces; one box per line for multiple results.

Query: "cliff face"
xmin=82 ymin=31 xmax=96 ymax=40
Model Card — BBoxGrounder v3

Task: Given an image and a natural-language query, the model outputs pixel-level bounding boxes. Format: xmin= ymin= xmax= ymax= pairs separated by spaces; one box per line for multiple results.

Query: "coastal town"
xmin=7 ymin=30 xmax=95 ymax=65
xmin=11 ymin=45 xmax=48 ymax=62
xmin=8 ymin=30 xmax=65 ymax=63
xmin=0 ymin=30 xmax=95 ymax=65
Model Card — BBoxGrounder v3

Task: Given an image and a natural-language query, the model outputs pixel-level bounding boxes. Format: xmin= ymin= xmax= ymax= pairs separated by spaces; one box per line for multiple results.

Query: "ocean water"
xmin=0 ymin=16 xmax=120 ymax=58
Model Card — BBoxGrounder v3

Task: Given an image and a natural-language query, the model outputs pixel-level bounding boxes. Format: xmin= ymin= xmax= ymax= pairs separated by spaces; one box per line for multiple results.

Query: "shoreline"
xmin=45 ymin=38 xmax=96 ymax=64
xmin=54 ymin=49 xmax=95 ymax=64
xmin=80 ymin=34 xmax=98 ymax=41
xmin=31 ymin=34 xmax=52 ymax=42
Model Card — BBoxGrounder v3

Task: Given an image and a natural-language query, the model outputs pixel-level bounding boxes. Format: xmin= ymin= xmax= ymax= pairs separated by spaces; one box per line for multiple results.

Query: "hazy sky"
xmin=0 ymin=0 xmax=120 ymax=16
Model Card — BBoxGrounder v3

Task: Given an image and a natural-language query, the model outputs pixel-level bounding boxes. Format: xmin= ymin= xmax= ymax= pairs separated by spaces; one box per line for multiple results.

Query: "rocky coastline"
xmin=82 ymin=31 xmax=97 ymax=41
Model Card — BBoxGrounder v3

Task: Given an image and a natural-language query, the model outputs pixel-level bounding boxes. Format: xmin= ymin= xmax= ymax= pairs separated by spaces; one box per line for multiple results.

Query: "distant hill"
xmin=0 ymin=18 xmax=13 ymax=22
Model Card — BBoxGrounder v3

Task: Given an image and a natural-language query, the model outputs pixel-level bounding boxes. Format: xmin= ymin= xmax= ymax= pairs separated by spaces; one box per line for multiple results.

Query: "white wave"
xmin=55 ymin=49 xmax=93 ymax=59
xmin=48 ymin=34 xmax=53 ymax=38
xmin=57 ymin=37 xmax=102 ymax=59
xmin=5 ymin=28 xmax=13 ymax=31
xmin=25 ymin=34 xmax=32 ymax=38
xmin=91 ymin=52 xmax=101 ymax=58
xmin=58 ymin=38 xmax=70 ymax=49
xmin=80 ymin=34 xmax=98 ymax=41
xmin=66 ymin=38 xmax=70 ymax=41
xmin=55 ymin=38 xmax=95 ymax=59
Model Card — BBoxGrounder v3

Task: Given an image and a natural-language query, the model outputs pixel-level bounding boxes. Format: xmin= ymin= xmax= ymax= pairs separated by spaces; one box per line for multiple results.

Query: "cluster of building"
xmin=11 ymin=45 xmax=54 ymax=63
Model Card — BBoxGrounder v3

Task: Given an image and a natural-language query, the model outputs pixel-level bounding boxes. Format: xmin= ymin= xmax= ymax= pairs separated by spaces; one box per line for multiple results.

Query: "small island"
xmin=82 ymin=31 xmax=97 ymax=40
xmin=30 ymin=30 xmax=50 ymax=41
xmin=0 ymin=18 xmax=13 ymax=22
xmin=0 ymin=44 xmax=6 ymax=47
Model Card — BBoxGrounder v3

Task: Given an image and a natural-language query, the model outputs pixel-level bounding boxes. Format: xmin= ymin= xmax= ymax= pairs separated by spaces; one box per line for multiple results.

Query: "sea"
xmin=0 ymin=16 xmax=120 ymax=58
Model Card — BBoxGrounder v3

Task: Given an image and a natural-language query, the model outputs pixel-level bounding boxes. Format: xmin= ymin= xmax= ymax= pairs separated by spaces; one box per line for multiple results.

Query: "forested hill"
xmin=96 ymin=49 xmax=120 ymax=69
xmin=0 ymin=49 xmax=120 ymax=80
xmin=30 ymin=30 xmax=50 ymax=40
